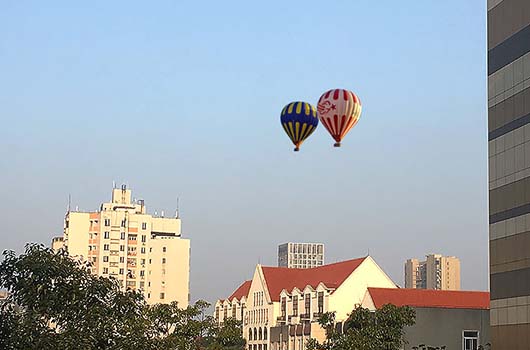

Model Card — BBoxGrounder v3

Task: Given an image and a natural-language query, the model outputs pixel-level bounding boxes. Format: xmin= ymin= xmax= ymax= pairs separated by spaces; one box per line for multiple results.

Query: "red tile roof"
xmin=228 ymin=280 xmax=252 ymax=301
xmin=262 ymin=257 xmax=367 ymax=301
xmin=367 ymin=288 xmax=490 ymax=310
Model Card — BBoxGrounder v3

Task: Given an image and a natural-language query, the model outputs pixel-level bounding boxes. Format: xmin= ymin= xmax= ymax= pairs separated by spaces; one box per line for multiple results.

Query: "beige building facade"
xmin=54 ymin=185 xmax=190 ymax=306
xmin=216 ymin=256 xmax=397 ymax=350
xmin=405 ymin=254 xmax=460 ymax=290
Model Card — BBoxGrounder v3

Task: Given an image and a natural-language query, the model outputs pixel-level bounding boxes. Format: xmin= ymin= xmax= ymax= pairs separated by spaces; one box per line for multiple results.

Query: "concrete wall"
xmin=329 ymin=256 xmax=396 ymax=320
xmin=403 ymin=307 xmax=490 ymax=350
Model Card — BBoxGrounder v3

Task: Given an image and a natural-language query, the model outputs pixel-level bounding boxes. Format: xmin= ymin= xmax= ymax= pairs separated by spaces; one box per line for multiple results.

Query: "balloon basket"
xmin=294 ymin=147 xmax=300 ymax=152
xmin=334 ymin=142 xmax=341 ymax=148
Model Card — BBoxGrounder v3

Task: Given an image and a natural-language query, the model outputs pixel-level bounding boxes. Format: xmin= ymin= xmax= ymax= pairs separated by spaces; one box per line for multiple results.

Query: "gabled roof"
xmin=227 ymin=280 xmax=252 ymax=301
xmin=262 ymin=257 xmax=367 ymax=302
xmin=367 ymin=288 xmax=490 ymax=310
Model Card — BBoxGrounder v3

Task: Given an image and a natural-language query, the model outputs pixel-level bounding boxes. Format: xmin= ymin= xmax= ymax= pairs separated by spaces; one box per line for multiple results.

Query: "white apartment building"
xmin=278 ymin=242 xmax=324 ymax=268
xmin=54 ymin=185 xmax=190 ymax=306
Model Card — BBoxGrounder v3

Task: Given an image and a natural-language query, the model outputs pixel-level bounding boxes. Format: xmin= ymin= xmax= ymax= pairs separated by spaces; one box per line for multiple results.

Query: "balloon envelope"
xmin=280 ymin=101 xmax=319 ymax=151
xmin=317 ymin=89 xmax=362 ymax=147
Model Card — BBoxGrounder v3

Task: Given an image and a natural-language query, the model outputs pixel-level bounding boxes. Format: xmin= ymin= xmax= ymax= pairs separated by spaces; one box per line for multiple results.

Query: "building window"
xmin=120 ymin=245 xmax=125 ymax=252
xmin=103 ymin=244 xmax=109 ymax=251
xmin=224 ymin=306 xmax=228 ymax=320
xmin=293 ymin=295 xmax=298 ymax=316
xmin=163 ymin=246 xmax=167 ymax=253
xmin=259 ymin=327 xmax=262 ymax=340
xmin=103 ymin=256 xmax=109 ymax=262
xmin=141 ymin=235 xmax=146 ymax=243
xmin=142 ymin=222 xmax=147 ymax=230
xmin=129 ymin=235 xmax=137 ymax=241
xmin=121 ymin=219 xmax=126 ymax=227
xmin=141 ymin=247 xmax=146 ymax=254
xmin=104 ymin=219 xmax=110 ymax=226
xmin=160 ymin=293 xmax=165 ymax=300
xmin=103 ymin=267 xmax=108 ymax=274
xmin=162 ymin=258 xmax=166 ymax=264
xmin=281 ymin=297 xmax=286 ymax=318
xmin=463 ymin=331 xmax=479 ymax=350
xmin=121 ymin=232 xmax=125 ymax=240
xmin=232 ymin=304 xmax=237 ymax=318
xmin=140 ymin=270 xmax=145 ymax=277
xmin=119 ymin=268 xmax=124 ymax=274
xmin=248 ymin=328 xmax=252 ymax=341
xmin=104 ymin=231 xmax=110 ymax=239
xmin=305 ymin=294 xmax=311 ymax=316
xmin=317 ymin=292 xmax=324 ymax=314
xmin=264 ymin=327 xmax=267 ymax=340
xmin=120 ymin=257 xmax=125 ymax=263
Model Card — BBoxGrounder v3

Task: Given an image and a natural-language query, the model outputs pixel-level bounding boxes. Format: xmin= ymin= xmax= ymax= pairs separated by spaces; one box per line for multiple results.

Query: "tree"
xmin=307 ymin=304 xmax=416 ymax=350
xmin=208 ymin=317 xmax=246 ymax=350
xmin=0 ymin=244 xmax=153 ymax=350
xmin=0 ymin=244 xmax=245 ymax=350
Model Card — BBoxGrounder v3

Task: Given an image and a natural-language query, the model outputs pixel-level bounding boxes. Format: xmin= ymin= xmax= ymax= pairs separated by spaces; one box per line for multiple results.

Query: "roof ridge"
xmin=261 ymin=256 xmax=366 ymax=270
xmin=369 ymin=287 xmax=488 ymax=294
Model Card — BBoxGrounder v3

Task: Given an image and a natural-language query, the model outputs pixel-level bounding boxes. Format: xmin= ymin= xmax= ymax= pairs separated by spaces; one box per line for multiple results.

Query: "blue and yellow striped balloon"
xmin=280 ymin=101 xmax=319 ymax=152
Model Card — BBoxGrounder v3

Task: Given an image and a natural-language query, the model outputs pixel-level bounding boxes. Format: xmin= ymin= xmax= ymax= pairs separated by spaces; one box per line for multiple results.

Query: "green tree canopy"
xmin=0 ymin=244 xmax=244 ymax=350
xmin=307 ymin=304 xmax=416 ymax=350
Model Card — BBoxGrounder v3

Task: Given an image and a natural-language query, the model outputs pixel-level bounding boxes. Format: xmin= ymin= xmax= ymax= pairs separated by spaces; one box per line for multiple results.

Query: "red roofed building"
xmin=216 ymin=256 xmax=397 ymax=350
xmin=215 ymin=280 xmax=251 ymax=326
xmin=361 ymin=288 xmax=491 ymax=350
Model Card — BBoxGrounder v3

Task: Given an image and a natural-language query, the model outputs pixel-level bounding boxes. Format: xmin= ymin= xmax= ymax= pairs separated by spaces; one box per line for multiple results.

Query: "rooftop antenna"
xmin=175 ymin=197 xmax=180 ymax=219
xmin=112 ymin=180 xmax=116 ymax=189
xmin=67 ymin=194 xmax=71 ymax=213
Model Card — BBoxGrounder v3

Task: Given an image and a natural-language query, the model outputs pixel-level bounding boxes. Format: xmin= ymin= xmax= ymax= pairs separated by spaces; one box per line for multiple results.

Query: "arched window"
xmin=249 ymin=328 xmax=253 ymax=340
xmin=259 ymin=327 xmax=263 ymax=340
xmin=254 ymin=328 xmax=258 ymax=340
xmin=264 ymin=327 xmax=268 ymax=340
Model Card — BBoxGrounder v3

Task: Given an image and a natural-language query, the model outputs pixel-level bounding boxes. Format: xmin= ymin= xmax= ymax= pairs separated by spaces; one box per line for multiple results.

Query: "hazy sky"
xmin=0 ymin=1 xmax=487 ymax=303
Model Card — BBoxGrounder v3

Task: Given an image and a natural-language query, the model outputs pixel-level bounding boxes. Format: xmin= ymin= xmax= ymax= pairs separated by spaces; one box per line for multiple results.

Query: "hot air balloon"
xmin=280 ymin=101 xmax=319 ymax=152
xmin=317 ymin=89 xmax=362 ymax=147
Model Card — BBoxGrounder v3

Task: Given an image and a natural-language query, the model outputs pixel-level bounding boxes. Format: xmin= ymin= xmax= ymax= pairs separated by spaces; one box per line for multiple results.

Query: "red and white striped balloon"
xmin=317 ymin=89 xmax=362 ymax=147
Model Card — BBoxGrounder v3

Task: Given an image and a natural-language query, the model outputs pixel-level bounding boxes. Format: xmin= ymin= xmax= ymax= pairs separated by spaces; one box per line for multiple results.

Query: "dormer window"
xmin=305 ymin=293 xmax=311 ymax=316
xmin=293 ymin=295 xmax=298 ymax=316
xmin=318 ymin=291 xmax=324 ymax=314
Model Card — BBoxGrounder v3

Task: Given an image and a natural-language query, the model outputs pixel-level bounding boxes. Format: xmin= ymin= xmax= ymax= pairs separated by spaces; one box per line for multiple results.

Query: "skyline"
xmin=0 ymin=0 xmax=488 ymax=305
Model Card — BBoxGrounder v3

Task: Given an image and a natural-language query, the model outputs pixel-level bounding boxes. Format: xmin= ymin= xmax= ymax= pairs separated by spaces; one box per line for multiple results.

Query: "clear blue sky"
xmin=0 ymin=1 xmax=487 ymax=303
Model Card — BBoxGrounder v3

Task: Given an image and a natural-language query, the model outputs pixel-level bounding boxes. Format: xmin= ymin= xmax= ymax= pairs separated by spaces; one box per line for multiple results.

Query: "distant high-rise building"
xmin=487 ymin=0 xmax=530 ymax=346
xmin=58 ymin=185 xmax=190 ymax=306
xmin=405 ymin=254 xmax=460 ymax=290
xmin=51 ymin=236 xmax=65 ymax=252
xmin=278 ymin=242 xmax=324 ymax=268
